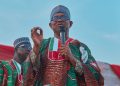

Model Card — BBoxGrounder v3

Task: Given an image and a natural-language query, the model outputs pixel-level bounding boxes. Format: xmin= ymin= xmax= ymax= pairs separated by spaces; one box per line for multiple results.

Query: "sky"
xmin=0 ymin=0 xmax=120 ymax=64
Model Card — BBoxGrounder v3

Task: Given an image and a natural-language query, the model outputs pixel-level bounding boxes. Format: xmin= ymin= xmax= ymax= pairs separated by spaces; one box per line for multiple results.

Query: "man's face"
xmin=49 ymin=13 xmax=72 ymax=35
xmin=16 ymin=44 xmax=31 ymax=63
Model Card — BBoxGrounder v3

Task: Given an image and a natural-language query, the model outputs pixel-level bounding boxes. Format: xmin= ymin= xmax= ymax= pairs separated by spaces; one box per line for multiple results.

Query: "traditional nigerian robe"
xmin=0 ymin=60 xmax=23 ymax=86
xmin=25 ymin=37 xmax=104 ymax=86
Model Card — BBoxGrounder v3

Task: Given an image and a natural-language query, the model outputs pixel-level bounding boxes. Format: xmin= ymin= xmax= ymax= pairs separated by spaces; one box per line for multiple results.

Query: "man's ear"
xmin=49 ymin=22 xmax=54 ymax=31
xmin=69 ymin=21 xmax=73 ymax=28
xmin=49 ymin=22 xmax=52 ymax=28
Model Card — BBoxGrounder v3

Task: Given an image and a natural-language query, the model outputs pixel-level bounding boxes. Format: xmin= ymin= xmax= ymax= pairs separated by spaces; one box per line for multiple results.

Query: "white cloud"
xmin=103 ymin=33 xmax=120 ymax=41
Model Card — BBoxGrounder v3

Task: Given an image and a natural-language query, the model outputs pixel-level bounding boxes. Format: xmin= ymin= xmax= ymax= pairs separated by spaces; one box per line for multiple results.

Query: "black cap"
xmin=50 ymin=5 xmax=70 ymax=21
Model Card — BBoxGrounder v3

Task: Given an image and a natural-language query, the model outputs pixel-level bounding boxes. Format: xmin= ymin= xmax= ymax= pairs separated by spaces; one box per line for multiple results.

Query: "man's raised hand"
xmin=31 ymin=27 xmax=43 ymax=46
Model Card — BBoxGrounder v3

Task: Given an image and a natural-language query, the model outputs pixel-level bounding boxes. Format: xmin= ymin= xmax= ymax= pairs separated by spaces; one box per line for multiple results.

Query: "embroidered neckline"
xmin=48 ymin=37 xmax=73 ymax=61
xmin=12 ymin=59 xmax=21 ymax=74
xmin=12 ymin=59 xmax=23 ymax=83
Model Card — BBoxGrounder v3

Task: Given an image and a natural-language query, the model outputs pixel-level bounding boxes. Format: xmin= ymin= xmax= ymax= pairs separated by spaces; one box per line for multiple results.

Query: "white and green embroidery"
xmin=80 ymin=46 xmax=88 ymax=63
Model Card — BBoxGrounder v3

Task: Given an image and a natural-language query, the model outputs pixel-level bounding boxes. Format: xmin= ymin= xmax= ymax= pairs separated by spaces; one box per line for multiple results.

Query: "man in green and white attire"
xmin=25 ymin=5 xmax=104 ymax=86
xmin=0 ymin=37 xmax=32 ymax=86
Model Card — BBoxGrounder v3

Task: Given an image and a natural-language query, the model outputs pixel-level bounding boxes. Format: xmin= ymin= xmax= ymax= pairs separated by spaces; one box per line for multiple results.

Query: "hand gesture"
xmin=58 ymin=45 xmax=73 ymax=61
xmin=31 ymin=27 xmax=43 ymax=46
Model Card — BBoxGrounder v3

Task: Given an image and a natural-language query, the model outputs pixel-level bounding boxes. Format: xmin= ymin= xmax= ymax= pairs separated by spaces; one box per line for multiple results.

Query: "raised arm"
xmin=31 ymin=27 xmax=43 ymax=55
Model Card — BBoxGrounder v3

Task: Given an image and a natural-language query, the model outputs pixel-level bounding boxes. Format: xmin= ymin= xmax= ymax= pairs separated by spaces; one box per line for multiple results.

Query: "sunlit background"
xmin=0 ymin=0 xmax=120 ymax=64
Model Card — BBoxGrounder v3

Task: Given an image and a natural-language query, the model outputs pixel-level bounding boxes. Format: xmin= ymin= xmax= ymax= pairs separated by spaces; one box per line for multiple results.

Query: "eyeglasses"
xmin=51 ymin=15 xmax=69 ymax=21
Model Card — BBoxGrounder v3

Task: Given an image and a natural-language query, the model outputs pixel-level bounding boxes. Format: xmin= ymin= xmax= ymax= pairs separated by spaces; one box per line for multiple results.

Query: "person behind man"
xmin=0 ymin=37 xmax=32 ymax=86
xmin=26 ymin=5 xmax=104 ymax=86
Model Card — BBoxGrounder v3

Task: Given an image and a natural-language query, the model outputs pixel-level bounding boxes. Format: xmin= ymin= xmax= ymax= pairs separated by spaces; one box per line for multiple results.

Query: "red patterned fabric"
xmin=0 ymin=44 xmax=14 ymax=60
xmin=1 ymin=60 xmax=23 ymax=86
xmin=80 ymin=64 xmax=104 ymax=86
xmin=110 ymin=64 xmax=120 ymax=79
xmin=2 ymin=66 xmax=8 ymax=86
